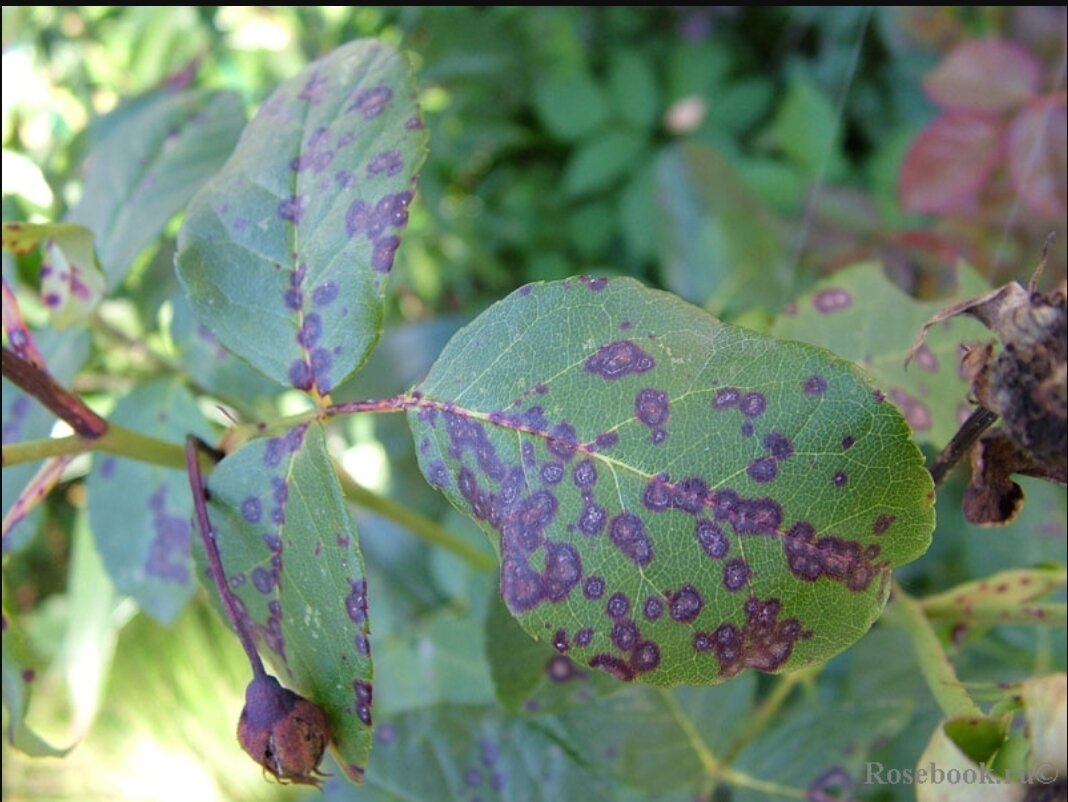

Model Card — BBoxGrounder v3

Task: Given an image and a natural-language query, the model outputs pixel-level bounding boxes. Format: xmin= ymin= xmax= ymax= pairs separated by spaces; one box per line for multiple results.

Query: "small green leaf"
xmin=177 ymin=40 xmax=429 ymax=395
xmin=86 ymin=378 xmax=213 ymax=625
xmin=608 ymin=51 xmax=660 ymax=131
xmin=766 ymin=74 xmax=848 ymax=181
xmin=771 ymin=261 xmax=991 ymax=445
xmin=533 ymin=71 xmax=610 ymax=142
xmin=1 ymin=222 xmax=105 ymax=327
xmin=204 ymin=421 xmax=372 ymax=784
xmin=408 ymin=277 xmax=934 ymax=687
xmin=69 ymin=89 xmax=246 ymax=285
xmin=563 ymin=131 xmax=646 ymax=198
xmin=656 ymin=142 xmax=792 ymax=317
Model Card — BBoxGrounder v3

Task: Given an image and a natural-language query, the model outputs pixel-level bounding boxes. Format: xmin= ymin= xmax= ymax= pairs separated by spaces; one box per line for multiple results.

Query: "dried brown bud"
xmin=237 ymin=674 xmax=331 ymax=786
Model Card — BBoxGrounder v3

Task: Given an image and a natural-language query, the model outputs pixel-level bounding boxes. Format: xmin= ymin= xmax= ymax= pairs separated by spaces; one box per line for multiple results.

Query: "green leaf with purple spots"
xmin=771 ymin=261 xmax=991 ymax=445
xmin=1 ymin=222 xmax=105 ymax=327
xmin=202 ymin=422 xmax=372 ymax=784
xmin=408 ymin=276 xmax=934 ymax=686
xmin=68 ymin=88 xmax=246 ymax=286
xmin=176 ymin=40 xmax=428 ymax=396
xmin=86 ymin=378 xmax=213 ymax=625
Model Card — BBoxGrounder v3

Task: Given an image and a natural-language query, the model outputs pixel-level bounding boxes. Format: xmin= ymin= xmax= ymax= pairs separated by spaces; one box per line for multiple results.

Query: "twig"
xmin=185 ymin=436 xmax=266 ymax=679
xmin=928 ymin=406 xmax=998 ymax=487
xmin=2 ymin=346 xmax=108 ymax=438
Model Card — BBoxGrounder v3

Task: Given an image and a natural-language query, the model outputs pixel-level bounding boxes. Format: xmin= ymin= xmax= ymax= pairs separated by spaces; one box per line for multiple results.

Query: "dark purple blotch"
xmin=578 ymin=503 xmax=606 ymax=535
xmin=833 ymin=471 xmax=848 ymax=487
xmin=712 ymin=387 xmax=740 ymax=409
xmin=723 ymin=558 xmax=750 ymax=591
xmin=312 ymin=281 xmax=339 ymax=307
xmin=540 ymin=462 xmax=564 ymax=485
xmin=695 ymin=518 xmax=729 ymax=559
xmin=572 ymin=459 xmax=597 ymax=491
xmin=739 ymin=392 xmax=767 ymax=418
xmin=500 ymin=554 xmax=544 ymax=612
xmin=631 ymin=641 xmax=660 ymax=673
xmin=348 ymin=86 xmax=393 ymax=118
xmin=277 ymin=195 xmax=308 ymax=224
xmin=297 ymin=313 xmax=323 ymax=348
xmin=672 ymin=476 xmax=709 ymax=514
xmin=813 ymin=288 xmax=852 ymax=314
xmin=584 ymin=340 xmax=655 ymax=380
xmin=371 ymin=235 xmax=400 ymax=273
xmin=543 ymin=542 xmax=582 ymax=601
xmin=642 ymin=596 xmax=663 ymax=621
xmin=762 ymin=432 xmax=794 ymax=459
xmin=642 ymin=476 xmax=672 ymax=512
xmin=241 ymin=497 xmax=262 ymax=523
xmin=667 ymin=584 xmax=703 ymax=623
xmin=609 ymin=513 xmax=653 ymax=566
xmin=747 ymin=457 xmax=778 ymax=483
xmin=804 ymin=375 xmax=828 ymax=396
xmin=575 ymin=627 xmax=594 ymax=647
xmin=635 ymin=388 xmax=669 ymax=428
xmin=611 ymin=620 xmax=638 ymax=652
xmin=288 ymin=359 xmax=313 ymax=391
xmin=872 ymin=514 xmax=896 ymax=535
xmin=588 ymin=654 xmax=634 ymax=682
xmin=606 ymin=592 xmax=630 ymax=619
xmin=354 ymin=679 xmax=373 ymax=726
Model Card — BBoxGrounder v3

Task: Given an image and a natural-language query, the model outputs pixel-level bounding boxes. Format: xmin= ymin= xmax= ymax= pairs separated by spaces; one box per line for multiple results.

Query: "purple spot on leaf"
xmin=611 ymin=620 xmax=638 ymax=652
xmin=631 ymin=641 xmax=660 ymax=673
xmin=313 ymin=281 xmax=339 ymax=306
xmin=609 ymin=513 xmax=653 ymax=566
xmin=297 ymin=313 xmax=323 ymax=348
xmin=371 ymin=235 xmax=401 ymax=273
xmin=366 ymin=150 xmax=403 ymax=177
xmin=804 ymin=375 xmax=828 ymax=395
xmin=584 ymin=340 xmax=655 ymax=380
xmin=606 ymin=592 xmax=630 ymax=619
xmin=348 ymin=86 xmax=393 ymax=118
xmin=668 ymin=584 xmax=703 ymax=622
xmin=578 ymin=503 xmax=607 ymax=535
xmin=643 ymin=596 xmax=663 ymax=621
xmin=724 ymin=558 xmax=750 ymax=591
xmin=747 ymin=457 xmax=778 ymax=483
xmin=872 ymin=514 xmax=896 ymax=535
xmin=712 ymin=387 xmax=740 ymax=409
xmin=277 ymin=195 xmax=308 ymax=224
xmin=813 ymin=288 xmax=852 ymax=313
xmin=739 ymin=392 xmax=767 ymax=418
xmin=241 ymin=497 xmax=262 ymax=523
xmin=696 ymin=519 xmax=729 ymax=559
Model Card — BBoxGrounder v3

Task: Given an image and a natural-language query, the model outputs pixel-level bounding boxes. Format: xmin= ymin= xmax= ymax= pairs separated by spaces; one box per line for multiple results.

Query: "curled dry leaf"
xmin=907 ymin=252 xmax=1067 ymax=525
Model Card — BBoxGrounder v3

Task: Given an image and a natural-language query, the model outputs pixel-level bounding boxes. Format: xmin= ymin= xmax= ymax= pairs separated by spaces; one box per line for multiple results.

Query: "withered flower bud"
xmin=237 ymin=674 xmax=331 ymax=786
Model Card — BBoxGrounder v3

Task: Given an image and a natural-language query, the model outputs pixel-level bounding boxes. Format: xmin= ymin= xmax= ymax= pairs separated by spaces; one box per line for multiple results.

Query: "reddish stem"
xmin=2 ymin=346 xmax=107 ymax=438
xmin=184 ymin=436 xmax=266 ymax=679
xmin=326 ymin=393 xmax=418 ymax=416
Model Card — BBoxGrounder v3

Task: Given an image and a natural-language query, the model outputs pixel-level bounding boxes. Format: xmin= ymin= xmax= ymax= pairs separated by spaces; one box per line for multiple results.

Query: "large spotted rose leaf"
xmin=201 ymin=422 xmax=372 ymax=783
xmin=408 ymin=277 xmax=934 ymax=686
xmin=177 ymin=39 xmax=428 ymax=395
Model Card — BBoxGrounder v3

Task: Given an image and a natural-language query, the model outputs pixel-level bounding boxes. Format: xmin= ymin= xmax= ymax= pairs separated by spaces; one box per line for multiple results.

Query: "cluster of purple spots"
xmin=345 ymin=191 xmax=413 ymax=274
xmin=263 ymin=598 xmax=285 ymax=660
xmin=584 ymin=340 xmax=655 ymax=380
xmin=144 ymin=486 xmax=191 ymax=584
xmin=284 ymin=268 xmax=338 ymax=392
xmin=587 ymin=590 xmax=663 ymax=676
xmin=812 ymin=288 xmax=852 ymax=314
xmin=635 ymin=388 xmax=669 ymax=444
xmin=346 ymin=578 xmax=369 ymax=629
xmin=889 ymin=388 xmax=932 ymax=431
xmin=712 ymin=489 xmax=783 ymax=537
xmin=353 ymin=678 xmax=372 ymax=726
xmin=347 ymin=85 xmax=393 ymax=118
xmin=747 ymin=431 xmax=796 ymax=485
xmin=291 ymin=126 xmax=336 ymax=174
xmin=783 ymin=522 xmax=883 ymax=591
xmin=546 ymin=654 xmax=580 ymax=682
xmin=467 ymin=739 xmax=505 ymax=794
xmin=641 ymin=474 xmax=711 ymax=516
xmin=711 ymin=387 xmax=768 ymax=438
xmin=609 ymin=513 xmax=653 ymax=567
xmin=578 ymin=275 xmax=608 ymax=291
xmin=588 ymin=639 xmax=661 ymax=681
xmin=572 ymin=459 xmax=605 ymax=536
xmin=367 ymin=149 xmax=403 ymax=177
xmin=695 ymin=596 xmax=811 ymax=677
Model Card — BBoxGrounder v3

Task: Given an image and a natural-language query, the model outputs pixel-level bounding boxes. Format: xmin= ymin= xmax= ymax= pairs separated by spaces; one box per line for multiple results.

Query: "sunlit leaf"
xmin=409 ymin=277 xmax=934 ymax=687
xmin=86 ymin=378 xmax=213 ymax=625
xmin=203 ymin=422 xmax=372 ymax=783
xmin=69 ymin=89 xmax=246 ymax=285
xmin=898 ymin=112 xmax=1002 ymax=214
xmin=1 ymin=222 xmax=105 ymax=327
xmin=771 ymin=261 xmax=991 ymax=445
xmin=923 ymin=39 xmax=1041 ymax=114
xmin=177 ymin=39 xmax=428 ymax=395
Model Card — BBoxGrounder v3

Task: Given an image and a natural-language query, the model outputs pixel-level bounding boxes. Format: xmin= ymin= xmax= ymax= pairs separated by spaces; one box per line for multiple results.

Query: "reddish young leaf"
xmin=899 ymin=112 xmax=1003 ymax=215
xmin=923 ymin=38 xmax=1042 ymax=114
xmin=1007 ymin=92 xmax=1068 ymax=220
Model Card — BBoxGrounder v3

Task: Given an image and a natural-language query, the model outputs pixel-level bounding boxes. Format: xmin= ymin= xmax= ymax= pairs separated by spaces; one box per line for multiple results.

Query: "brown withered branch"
xmin=907 ymin=237 xmax=1067 ymax=525
xmin=2 ymin=345 xmax=108 ymax=440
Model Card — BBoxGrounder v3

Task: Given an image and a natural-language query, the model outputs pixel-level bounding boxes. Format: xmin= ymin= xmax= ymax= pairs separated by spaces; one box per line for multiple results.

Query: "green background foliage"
xmin=2 ymin=6 xmax=1065 ymax=802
